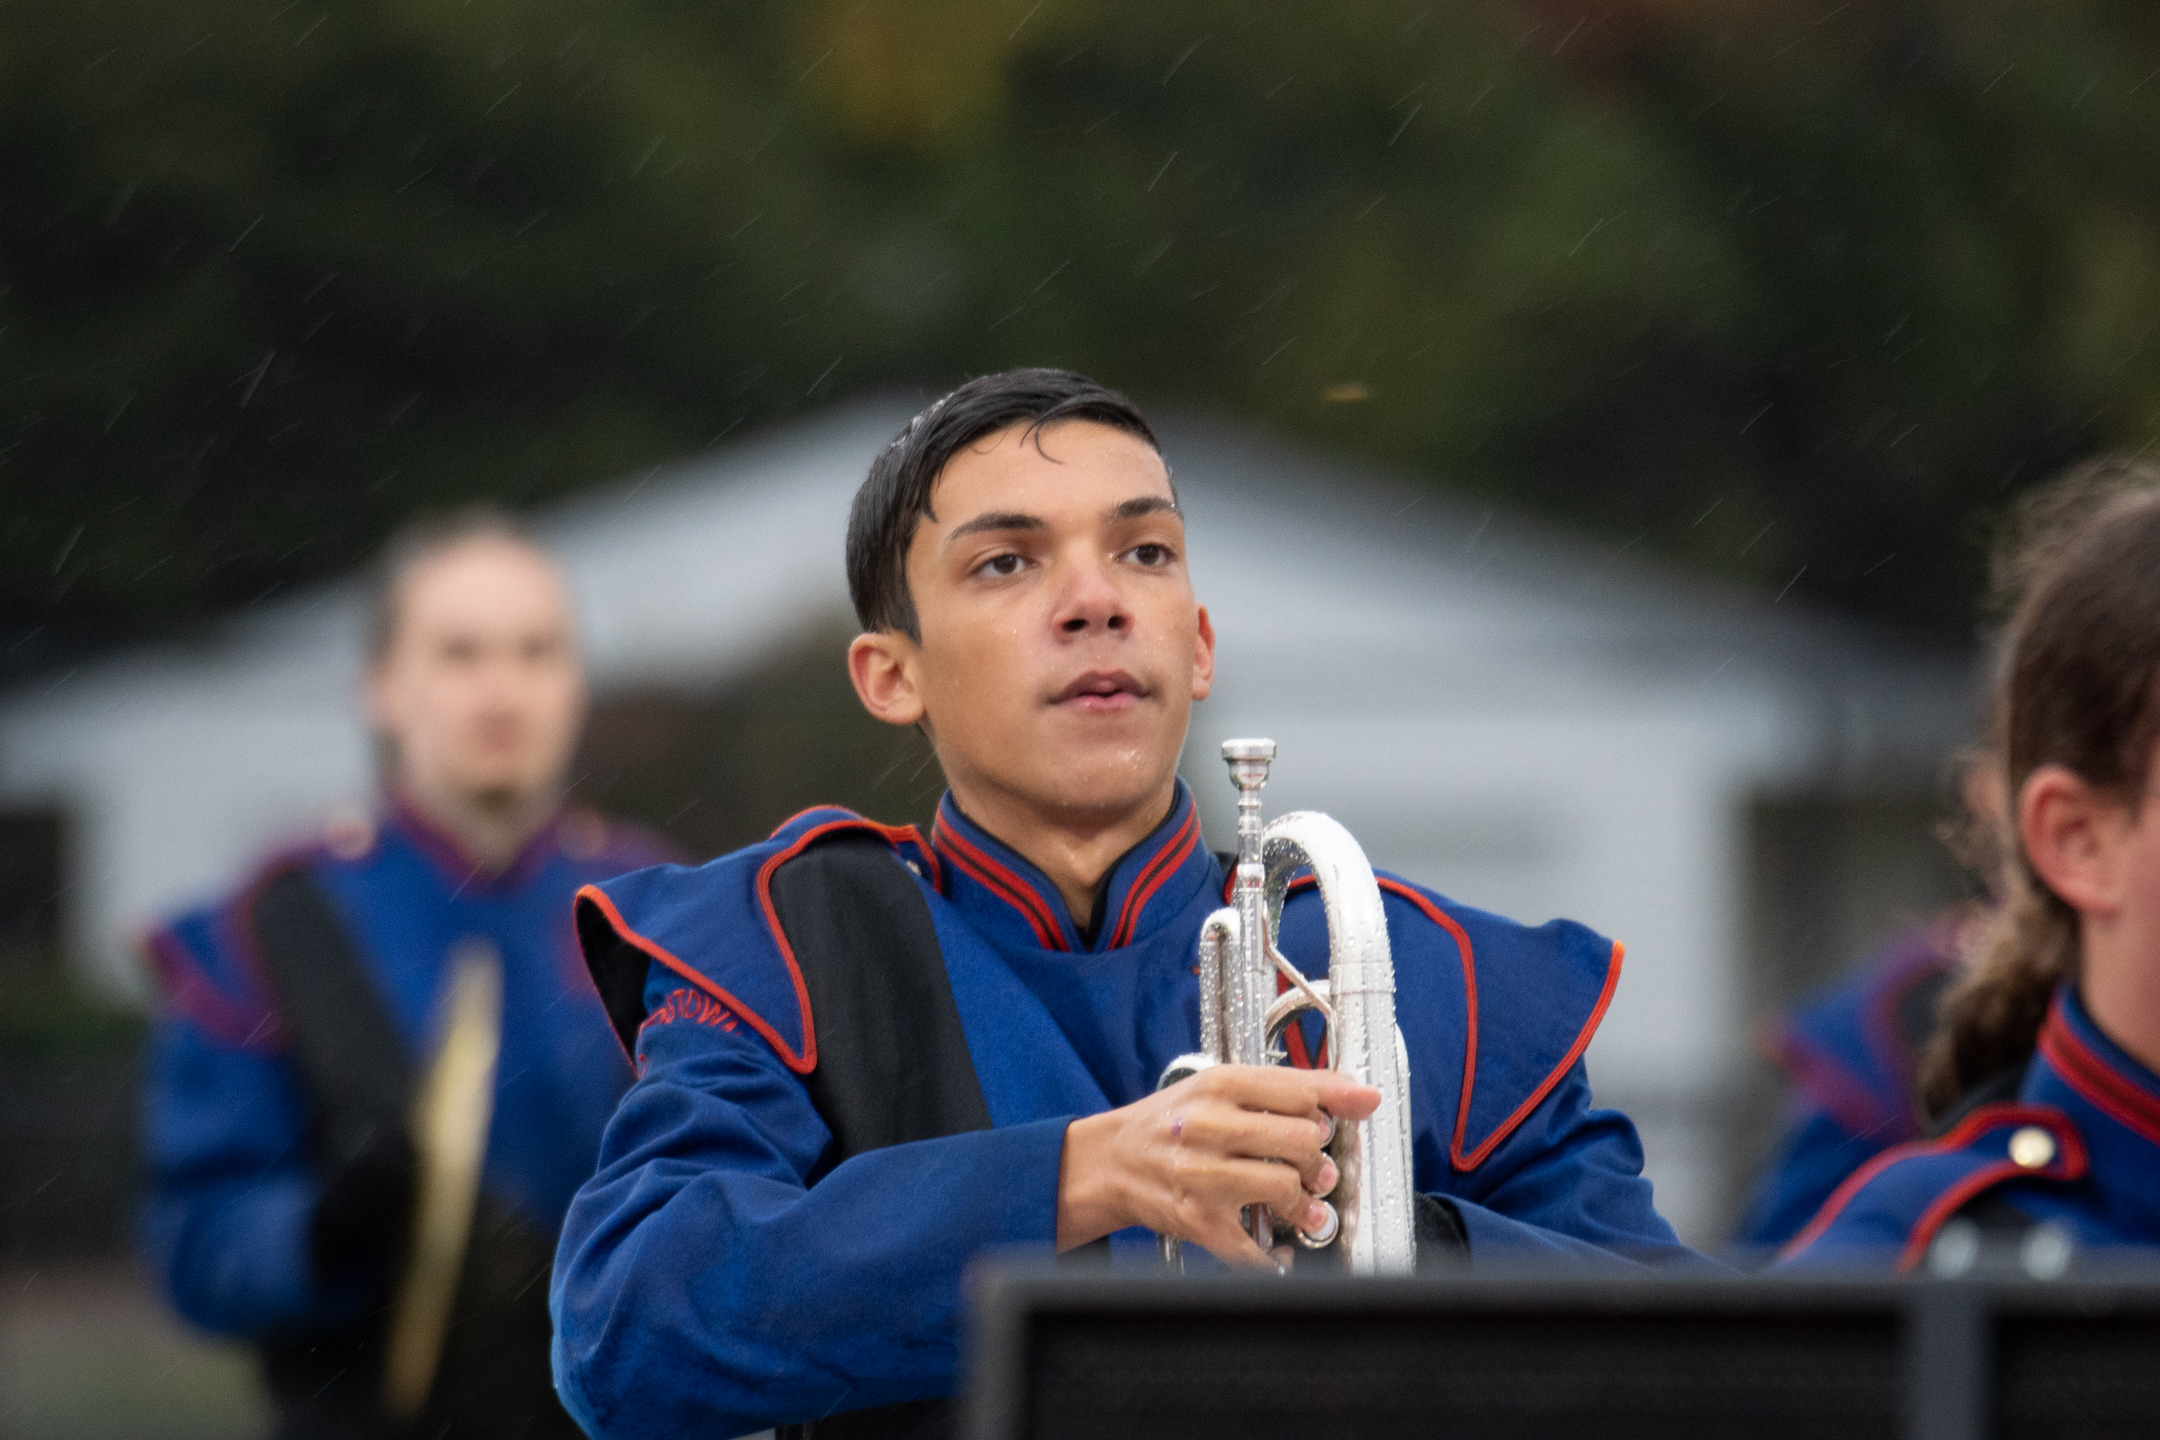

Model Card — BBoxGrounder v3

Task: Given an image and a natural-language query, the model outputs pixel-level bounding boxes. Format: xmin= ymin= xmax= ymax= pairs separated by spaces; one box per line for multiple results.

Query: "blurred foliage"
xmin=6 ymin=0 xmax=2160 ymax=666
xmin=0 ymin=951 xmax=143 ymax=1257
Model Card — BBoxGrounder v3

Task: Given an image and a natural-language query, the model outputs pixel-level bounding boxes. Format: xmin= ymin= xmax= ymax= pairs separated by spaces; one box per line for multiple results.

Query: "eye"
xmin=1124 ymin=542 xmax=1175 ymax=567
xmin=974 ymin=551 xmax=1027 ymax=579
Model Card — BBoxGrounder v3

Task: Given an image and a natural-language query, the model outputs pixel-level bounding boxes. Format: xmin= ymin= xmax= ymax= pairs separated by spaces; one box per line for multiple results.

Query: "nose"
xmin=1053 ymin=550 xmax=1131 ymax=637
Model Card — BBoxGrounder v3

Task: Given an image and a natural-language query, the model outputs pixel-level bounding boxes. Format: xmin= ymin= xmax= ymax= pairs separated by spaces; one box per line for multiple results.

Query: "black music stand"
xmin=959 ymin=1268 xmax=2160 ymax=1440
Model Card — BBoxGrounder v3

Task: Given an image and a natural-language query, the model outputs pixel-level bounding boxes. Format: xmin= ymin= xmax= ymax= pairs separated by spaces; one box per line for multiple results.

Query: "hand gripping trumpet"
xmin=1158 ymin=739 xmax=1417 ymax=1274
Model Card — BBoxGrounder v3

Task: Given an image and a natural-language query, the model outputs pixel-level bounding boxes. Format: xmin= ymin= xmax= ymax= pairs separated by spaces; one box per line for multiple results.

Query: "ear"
xmin=2021 ymin=763 xmax=2132 ymax=917
xmin=1190 ymin=604 xmax=1216 ymax=702
xmin=848 ymin=631 xmax=926 ymax=727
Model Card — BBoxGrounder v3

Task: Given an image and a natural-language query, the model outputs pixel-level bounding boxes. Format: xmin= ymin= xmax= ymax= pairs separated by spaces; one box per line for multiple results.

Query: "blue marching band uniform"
xmin=139 ymin=800 xmax=672 ymax=1430
xmin=550 ymin=782 xmax=1699 ymax=1439
xmin=1733 ymin=922 xmax=1962 ymax=1250
xmin=1778 ymin=985 xmax=2160 ymax=1269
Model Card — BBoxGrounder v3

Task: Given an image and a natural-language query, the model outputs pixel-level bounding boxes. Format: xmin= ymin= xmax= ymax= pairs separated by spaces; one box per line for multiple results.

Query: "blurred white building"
xmin=0 ymin=397 xmax=1974 ymax=1242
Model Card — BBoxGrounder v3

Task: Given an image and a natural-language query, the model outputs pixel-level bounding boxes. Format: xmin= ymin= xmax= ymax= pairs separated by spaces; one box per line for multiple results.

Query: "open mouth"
xmin=1051 ymin=669 xmax=1149 ymax=713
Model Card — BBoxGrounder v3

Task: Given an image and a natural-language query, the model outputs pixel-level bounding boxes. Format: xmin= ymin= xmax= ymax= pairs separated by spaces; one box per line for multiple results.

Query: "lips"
xmin=1051 ymin=669 xmax=1150 ymax=712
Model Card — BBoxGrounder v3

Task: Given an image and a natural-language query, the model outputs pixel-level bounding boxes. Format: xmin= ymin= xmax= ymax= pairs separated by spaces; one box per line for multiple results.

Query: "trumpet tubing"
xmin=1159 ymin=738 xmax=1417 ymax=1275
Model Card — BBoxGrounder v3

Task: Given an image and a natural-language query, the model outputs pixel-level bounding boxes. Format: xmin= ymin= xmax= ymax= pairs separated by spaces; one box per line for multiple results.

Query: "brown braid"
xmin=1917 ymin=457 xmax=2160 ymax=1118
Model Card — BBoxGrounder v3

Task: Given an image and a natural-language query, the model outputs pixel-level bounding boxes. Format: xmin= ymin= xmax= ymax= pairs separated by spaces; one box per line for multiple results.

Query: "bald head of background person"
xmin=362 ymin=512 xmax=588 ymax=870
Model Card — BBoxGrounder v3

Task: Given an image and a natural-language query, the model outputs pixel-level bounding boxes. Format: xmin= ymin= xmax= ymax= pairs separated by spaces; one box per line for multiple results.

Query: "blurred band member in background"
xmin=138 ymin=512 xmax=672 ymax=1439
xmin=1730 ymin=752 xmax=2006 ymax=1252
xmin=553 ymin=369 xmax=1702 ymax=1440
xmin=1781 ymin=456 xmax=2160 ymax=1270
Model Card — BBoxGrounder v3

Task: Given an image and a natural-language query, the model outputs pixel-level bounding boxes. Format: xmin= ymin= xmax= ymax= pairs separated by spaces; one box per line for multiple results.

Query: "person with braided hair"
xmin=1781 ymin=456 xmax=2160 ymax=1272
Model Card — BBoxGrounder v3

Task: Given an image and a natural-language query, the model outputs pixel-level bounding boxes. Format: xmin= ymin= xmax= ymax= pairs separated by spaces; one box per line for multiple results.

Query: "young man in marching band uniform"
xmin=554 ymin=370 xmax=1701 ymax=1440
xmin=140 ymin=515 xmax=672 ymax=1438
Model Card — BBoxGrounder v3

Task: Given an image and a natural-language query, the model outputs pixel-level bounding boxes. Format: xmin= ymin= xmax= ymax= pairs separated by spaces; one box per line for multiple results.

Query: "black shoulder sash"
xmin=244 ymin=866 xmax=578 ymax=1440
xmin=767 ymin=832 xmax=990 ymax=1440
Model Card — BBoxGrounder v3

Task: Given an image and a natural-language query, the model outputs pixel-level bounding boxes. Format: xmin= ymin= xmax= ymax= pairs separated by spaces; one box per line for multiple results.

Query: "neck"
xmin=397 ymin=777 xmax=559 ymax=874
xmin=2078 ymin=914 xmax=2160 ymax=1079
xmin=948 ymin=777 xmax=1177 ymax=925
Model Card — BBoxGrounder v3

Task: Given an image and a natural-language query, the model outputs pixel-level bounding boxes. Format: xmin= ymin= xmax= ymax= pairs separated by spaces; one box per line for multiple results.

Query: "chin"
xmin=1033 ymin=752 xmax=1177 ymax=822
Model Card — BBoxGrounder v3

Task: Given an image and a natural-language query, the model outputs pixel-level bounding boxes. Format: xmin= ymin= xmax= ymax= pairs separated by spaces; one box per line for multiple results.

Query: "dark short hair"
xmin=364 ymin=505 xmax=552 ymax=661
xmin=845 ymin=368 xmax=1165 ymax=638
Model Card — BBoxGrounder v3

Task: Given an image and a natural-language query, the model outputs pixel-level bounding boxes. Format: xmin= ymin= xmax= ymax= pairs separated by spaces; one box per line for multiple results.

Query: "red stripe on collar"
xmin=1107 ymin=807 xmax=1200 ymax=949
xmin=932 ymin=821 xmax=1068 ymax=951
xmin=2040 ymin=998 xmax=2160 ymax=1148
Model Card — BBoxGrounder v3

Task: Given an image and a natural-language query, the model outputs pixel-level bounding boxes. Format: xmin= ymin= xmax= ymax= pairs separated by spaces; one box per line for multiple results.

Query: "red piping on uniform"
xmin=1762 ymin=1019 xmax=1905 ymax=1141
xmin=1109 ymin=809 xmax=1200 ymax=949
xmin=2040 ymin=1000 xmax=2160 ymax=1147
xmin=1861 ymin=933 xmax=1956 ymax=1104
xmin=764 ymin=807 xmax=944 ymax=893
xmin=1376 ymin=878 xmax=1624 ymax=1173
xmin=140 ymin=927 xmax=278 ymax=1051
xmin=1242 ymin=871 xmax=1621 ymax=1172
xmin=1777 ymin=1102 xmax=2086 ymax=1267
xmin=574 ymin=883 xmax=817 ymax=1075
xmin=390 ymin=792 xmax=562 ymax=893
xmin=933 ymin=821 xmax=1066 ymax=950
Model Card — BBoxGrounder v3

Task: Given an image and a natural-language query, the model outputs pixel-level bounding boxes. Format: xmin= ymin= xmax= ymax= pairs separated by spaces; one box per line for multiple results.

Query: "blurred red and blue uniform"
xmin=139 ymin=800 xmax=671 ymax=1336
xmin=1732 ymin=921 xmax=1962 ymax=1250
xmin=551 ymin=781 xmax=1704 ymax=1440
xmin=1778 ymin=986 xmax=2160 ymax=1269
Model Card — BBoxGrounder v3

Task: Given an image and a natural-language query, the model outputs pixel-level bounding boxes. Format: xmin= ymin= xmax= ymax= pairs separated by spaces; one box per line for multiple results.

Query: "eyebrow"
xmin=1111 ymin=495 xmax=1180 ymax=521
xmin=942 ymin=511 xmax=1043 ymax=548
xmin=941 ymin=494 xmax=1181 ymax=549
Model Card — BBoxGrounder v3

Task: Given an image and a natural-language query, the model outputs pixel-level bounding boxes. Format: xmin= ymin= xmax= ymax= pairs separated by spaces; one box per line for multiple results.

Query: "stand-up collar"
xmin=2035 ymin=987 xmax=2160 ymax=1149
xmin=386 ymin=792 xmax=566 ymax=895
xmin=2028 ymin=986 xmax=2160 ymax=1234
xmin=930 ymin=780 xmax=1209 ymax=954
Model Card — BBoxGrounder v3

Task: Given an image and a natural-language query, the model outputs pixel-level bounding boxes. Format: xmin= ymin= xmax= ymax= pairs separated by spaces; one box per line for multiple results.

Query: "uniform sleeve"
xmin=1436 ymin=1058 xmax=1722 ymax=1271
xmin=138 ymin=1014 xmax=356 ymax=1334
xmin=550 ymin=1008 xmax=1069 ymax=1440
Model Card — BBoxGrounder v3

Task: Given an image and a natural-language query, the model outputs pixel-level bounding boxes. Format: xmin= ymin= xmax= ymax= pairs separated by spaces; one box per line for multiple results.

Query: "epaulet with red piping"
xmin=138 ymin=819 xmax=369 ymax=1052
xmin=1761 ymin=924 xmax=1959 ymax=1140
xmin=1777 ymin=1103 xmax=2087 ymax=1272
xmin=572 ymin=805 xmax=939 ymax=1073
xmin=1269 ymin=870 xmax=1626 ymax=1175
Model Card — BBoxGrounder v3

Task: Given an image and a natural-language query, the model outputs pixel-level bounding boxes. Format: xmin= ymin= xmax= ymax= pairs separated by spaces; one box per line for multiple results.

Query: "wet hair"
xmin=845 ymin=368 xmax=1164 ymax=640
xmin=1918 ymin=454 xmax=2160 ymax=1116
xmin=363 ymin=505 xmax=552 ymax=662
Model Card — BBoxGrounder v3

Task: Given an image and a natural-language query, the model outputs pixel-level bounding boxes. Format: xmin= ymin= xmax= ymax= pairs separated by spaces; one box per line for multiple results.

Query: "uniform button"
xmin=2009 ymin=1125 xmax=2056 ymax=1169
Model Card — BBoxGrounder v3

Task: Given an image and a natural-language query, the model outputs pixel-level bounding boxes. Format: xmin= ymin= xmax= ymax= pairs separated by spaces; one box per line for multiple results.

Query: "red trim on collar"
xmin=573 ymin=882 xmax=817 ymax=1075
xmin=388 ymin=793 xmax=564 ymax=892
xmin=1108 ymin=808 xmax=1200 ymax=949
xmin=1777 ymin=1103 xmax=2086 ymax=1268
xmin=2040 ymin=1000 xmax=2160 ymax=1148
xmin=932 ymin=821 xmax=1067 ymax=951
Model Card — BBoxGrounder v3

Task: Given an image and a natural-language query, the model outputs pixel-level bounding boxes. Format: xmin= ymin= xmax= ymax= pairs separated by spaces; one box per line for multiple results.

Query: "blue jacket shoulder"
xmin=573 ymin=807 xmax=932 ymax=1072
xmin=1279 ymin=872 xmax=1622 ymax=1172
xmin=1778 ymin=1103 xmax=2085 ymax=1269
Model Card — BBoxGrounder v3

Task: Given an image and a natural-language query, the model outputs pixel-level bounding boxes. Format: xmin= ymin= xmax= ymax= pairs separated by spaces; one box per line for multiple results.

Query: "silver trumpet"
xmin=1158 ymin=738 xmax=1417 ymax=1274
